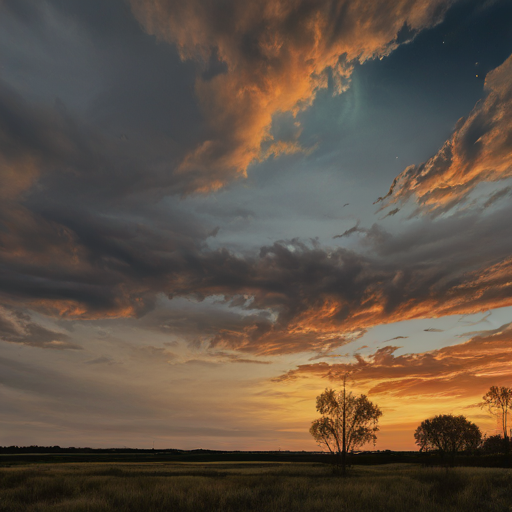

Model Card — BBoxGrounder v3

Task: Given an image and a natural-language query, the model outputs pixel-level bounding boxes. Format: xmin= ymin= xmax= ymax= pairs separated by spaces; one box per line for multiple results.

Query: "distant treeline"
xmin=0 ymin=446 xmax=511 ymax=468
xmin=0 ymin=446 xmax=342 ymax=454
xmin=0 ymin=446 xmax=181 ymax=454
xmin=0 ymin=446 xmax=418 ymax=455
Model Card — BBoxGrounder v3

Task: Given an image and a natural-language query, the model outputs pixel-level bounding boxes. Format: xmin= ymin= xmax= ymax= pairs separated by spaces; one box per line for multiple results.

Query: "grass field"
xmin=1 ymin=461 xmax=512 ymax=512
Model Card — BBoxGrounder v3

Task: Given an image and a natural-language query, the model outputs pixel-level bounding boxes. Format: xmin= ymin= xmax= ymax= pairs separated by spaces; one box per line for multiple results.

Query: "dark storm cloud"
xmin=99 ymin=203 xmax=512 ymax=355
xmin=0 ymin=0 xmax=248 ymax=328
xmin=4 ymin=187 xmax=512 ymax=354
xmin=0 ymin=69 xmax=218 ymax=318
xmin=165 ymin=220 xmax=512 ymax=354
xmin=0 ymin=0 xmax=206 ymax=200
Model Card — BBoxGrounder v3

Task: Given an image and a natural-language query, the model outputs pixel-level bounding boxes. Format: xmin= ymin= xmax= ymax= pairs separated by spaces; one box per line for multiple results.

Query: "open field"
xmin=1 ymin=462 xmax=512 ymax=512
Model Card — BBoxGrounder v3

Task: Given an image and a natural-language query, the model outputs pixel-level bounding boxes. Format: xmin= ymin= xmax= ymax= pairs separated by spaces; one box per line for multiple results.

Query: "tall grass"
xmin=0 ymin=462 xmax=511 ymax=511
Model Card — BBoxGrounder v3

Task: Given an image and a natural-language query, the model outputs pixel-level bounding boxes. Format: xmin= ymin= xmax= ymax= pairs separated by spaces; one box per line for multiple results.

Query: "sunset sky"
xmin=1 ymin=0 xmax=512 ymax=451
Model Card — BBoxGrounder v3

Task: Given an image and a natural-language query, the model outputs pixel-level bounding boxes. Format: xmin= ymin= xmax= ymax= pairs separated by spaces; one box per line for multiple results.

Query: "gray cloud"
xmin=3 ymin=198 xmax=512 ymax=354
xmin=333 ymin=222 xmax=364 ymax=239
xmin=84 ymin=356 xmax=118 ymax=365
xmin=484 ymin=186 xmax=511 ymax=208
xmin=0 ymin=306 xmax=81 ymax=349
xmin=382 ymin=207 xmax=400 ymax=219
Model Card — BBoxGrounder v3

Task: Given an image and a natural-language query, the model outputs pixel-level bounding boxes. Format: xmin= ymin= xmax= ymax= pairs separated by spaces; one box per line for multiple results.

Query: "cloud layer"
xmin=376 ymin=54 xmax=512 ymax=214
xmin=0 ymin=306 xmax=80 ymax=350
xmin=1 ymin=1 xmax=512 ymax=359
xmin=130 ymin=0 xmax=452 ymax=190
xmin=4 ymin=198 xmax=512 ymax=354
xmin=274 ymin=322 xmax=512 ymax=400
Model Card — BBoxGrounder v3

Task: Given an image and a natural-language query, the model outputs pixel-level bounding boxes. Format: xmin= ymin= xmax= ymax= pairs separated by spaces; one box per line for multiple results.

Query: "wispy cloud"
xmin=484 ymin=186 xmax=511 ymax=208
xmin=0 ymin=306 xmax=81 ymax=350
xmin=333 ymin=222 xmax=364 ymax=239
xmin=273 ymin=323 xmax=512 ymax=399
xmin=376 ymin=54 xmax=512 ymax=215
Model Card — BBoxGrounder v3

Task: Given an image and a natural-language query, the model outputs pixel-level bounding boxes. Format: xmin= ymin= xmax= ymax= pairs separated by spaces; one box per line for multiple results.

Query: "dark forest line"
xmin=1 ymin=447 xmax=511 ymax=468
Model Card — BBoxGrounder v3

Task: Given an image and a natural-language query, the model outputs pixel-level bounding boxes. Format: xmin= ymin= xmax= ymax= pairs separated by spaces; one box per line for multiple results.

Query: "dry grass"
xmin=0 ymin=461 xmax=511 ymax=511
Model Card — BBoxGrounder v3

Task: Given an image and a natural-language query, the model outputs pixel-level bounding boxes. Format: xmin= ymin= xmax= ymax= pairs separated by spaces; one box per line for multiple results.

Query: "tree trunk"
xmin=342 ymin=376 xmax=347 ymax=476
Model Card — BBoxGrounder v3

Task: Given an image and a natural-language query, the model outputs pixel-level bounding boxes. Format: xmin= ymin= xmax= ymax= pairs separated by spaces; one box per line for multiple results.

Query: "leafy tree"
xmin=481 ymin=386 xmax=512 ymax=442
xmin=414 ymin=414 xmax=481 ymax=464
xmin=482 ymin=434 xmax=511 ymax=454
xmin=309 ymin=379 xmax=382 ymax=475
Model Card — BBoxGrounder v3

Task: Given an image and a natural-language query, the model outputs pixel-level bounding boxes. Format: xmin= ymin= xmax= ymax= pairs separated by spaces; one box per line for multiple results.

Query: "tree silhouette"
xmin=414 ymin=414 xmax=481 ymax=465
xmin=309 ymin=377 xmax=382 ymax=475
xmin=481 ymin=386 xmax=512 ymax=442
xmin=482 ymin=434 xmax=510 ymax=454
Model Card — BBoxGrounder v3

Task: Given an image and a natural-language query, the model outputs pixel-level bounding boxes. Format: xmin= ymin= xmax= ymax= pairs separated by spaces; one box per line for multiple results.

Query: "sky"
xmin=1 ymin=0 xmax=512 ymax=451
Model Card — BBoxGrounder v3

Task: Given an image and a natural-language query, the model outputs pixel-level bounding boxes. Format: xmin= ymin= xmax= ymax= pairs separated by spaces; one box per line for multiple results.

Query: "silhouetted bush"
xmin=482 ymin=435 xmax=512 ymax=454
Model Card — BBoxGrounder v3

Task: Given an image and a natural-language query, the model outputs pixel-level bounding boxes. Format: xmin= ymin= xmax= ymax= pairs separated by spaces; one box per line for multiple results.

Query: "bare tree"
xmin=414 ymin=414 xmax=481 ymax=465
xmin=481 ymin=386 xmax=512 ymax=442
xmin=309 ymin=377 xmax=382 ymax=475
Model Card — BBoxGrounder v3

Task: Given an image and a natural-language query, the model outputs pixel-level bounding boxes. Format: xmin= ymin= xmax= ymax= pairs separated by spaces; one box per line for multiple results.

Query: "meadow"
xmin=1 ymin=461 xmax=512 ymax=512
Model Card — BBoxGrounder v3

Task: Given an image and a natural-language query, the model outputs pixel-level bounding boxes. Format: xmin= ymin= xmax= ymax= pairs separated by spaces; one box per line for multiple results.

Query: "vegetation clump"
xmin=481 ymin=386 xmax=512 ymax=444
xmin=310 ymin=380 xmax=382 ymax=475
xmin=414 ymin=414 xmax=481 ymax=465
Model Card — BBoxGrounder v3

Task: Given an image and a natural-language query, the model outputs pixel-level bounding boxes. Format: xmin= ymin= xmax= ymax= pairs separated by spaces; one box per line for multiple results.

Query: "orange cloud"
xmin=274 ymin=322 xmax=512 ymax=400
xmin=158 ymin=238 xmax=512 ymax=355
xmin=376 ymin=53 xmax=512 ymax=214
xmin=4 ymin=212 xmax=512 ymax=351
xmin=2 ymin=85 xmax=512 ymax=343
xmin=209 ymin=322 xmax=365 ymax=356
xmin=130 ymin=0 xmax=453 ymax=191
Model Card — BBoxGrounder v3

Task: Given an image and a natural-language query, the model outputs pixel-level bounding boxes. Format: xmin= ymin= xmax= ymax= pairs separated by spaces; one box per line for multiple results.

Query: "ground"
xmin=1 ymin=461 xmax=512 ymax=511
